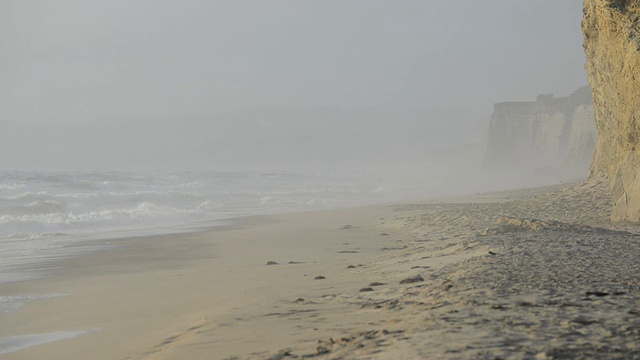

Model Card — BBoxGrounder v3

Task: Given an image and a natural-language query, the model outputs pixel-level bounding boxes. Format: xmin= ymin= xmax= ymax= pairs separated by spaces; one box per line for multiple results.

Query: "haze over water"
xmin=0 ymin=0 xmax=589 ymax=281
xmin=0 ymin=1 xmax=603 ymax=358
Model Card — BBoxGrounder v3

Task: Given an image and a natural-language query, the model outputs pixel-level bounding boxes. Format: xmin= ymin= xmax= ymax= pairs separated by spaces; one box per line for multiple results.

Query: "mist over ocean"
xmin=0 ymin=1 xmax=610 ymax=358
xmin=0 ymin=169 xmax=443 ymax=282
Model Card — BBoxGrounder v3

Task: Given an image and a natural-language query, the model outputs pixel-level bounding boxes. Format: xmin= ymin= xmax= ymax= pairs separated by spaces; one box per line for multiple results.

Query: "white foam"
xmin=0 ymin=170 xmax=443 ymax=282
xmin=0 ymin=294 xmax=68 ymax=313
xmin=0 ymin=329 xmax=96 ymax=355
xmin=0 ymin=183 xmax=25 ymax=191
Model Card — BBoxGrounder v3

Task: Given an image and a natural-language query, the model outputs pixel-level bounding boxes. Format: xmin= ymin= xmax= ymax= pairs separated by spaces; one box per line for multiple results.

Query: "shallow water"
xmin=0 ymin=294 xmax=68 ymax=314
xmin=0 ymin=170 xmax=442 ymax=283
xmin=0 ymin=329 xmax=97 ymax=355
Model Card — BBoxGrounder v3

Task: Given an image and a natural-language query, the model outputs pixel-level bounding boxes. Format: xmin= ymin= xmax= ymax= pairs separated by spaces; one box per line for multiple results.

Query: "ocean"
xmin=0 ymin=170 xmax=441 ymax=283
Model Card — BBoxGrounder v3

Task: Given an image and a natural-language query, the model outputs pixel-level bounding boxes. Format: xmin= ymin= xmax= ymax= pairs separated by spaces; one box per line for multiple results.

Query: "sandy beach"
xmin=2 ymin=176 xmax=639 ymax=359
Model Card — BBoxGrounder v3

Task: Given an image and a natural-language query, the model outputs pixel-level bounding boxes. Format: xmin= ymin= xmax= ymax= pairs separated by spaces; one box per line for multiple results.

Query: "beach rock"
xmin=359 ymin=287 xmax=374 ymax=292
xmin=369 ymin=282 xmax=385 ymax=286
xmin=585 ymin=291 xmax=609 ymax=297
xmin=381 ymin=246 xmax=407 ymax=251
xmin=314 ymin=276 xmax=326 ymax=280
xmin=481 ymin=217 xmax=553 ymax=235
xmin=572 ymin=316 xmax=597 ymax=326
xmin=316 ymin=345 xmax=331 ymax=355
xmin=399 ymin=275 xmax=424 ymax=284
xmin=479 ymin=216 xmax=600 ymax=236
xmin=583 ymin=0 xmax=640 ymax=222
xmin=482 ymin=216 xmax=624 ymax=236
xmin=266 ymin=261 xmax=279 ymax=265
xmin=267 ymin=350 xmax=294 ymax=360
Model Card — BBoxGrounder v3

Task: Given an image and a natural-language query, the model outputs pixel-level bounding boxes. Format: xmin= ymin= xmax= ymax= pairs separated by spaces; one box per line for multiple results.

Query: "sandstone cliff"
xmin=583 ymin=0 xmax=640 ymax=221
xmin=483 ymin=86 xmax=596 ymax=179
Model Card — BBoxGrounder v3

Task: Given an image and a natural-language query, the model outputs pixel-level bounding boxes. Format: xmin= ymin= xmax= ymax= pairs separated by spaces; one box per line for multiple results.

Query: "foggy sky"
xmin=1 ymin=0 xmax=587 ymax=124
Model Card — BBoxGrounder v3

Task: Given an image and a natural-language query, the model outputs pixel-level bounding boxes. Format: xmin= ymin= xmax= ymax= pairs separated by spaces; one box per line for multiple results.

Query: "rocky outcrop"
xmin=483 ymin=86 xmax=597 ymax=179
xmin=583 ymin=0 xmax=640 ymax=221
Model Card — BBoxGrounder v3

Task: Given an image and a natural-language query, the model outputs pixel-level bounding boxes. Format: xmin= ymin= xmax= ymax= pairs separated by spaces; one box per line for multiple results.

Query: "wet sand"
xmin=1 ymin=176 xmax=639 ymax=359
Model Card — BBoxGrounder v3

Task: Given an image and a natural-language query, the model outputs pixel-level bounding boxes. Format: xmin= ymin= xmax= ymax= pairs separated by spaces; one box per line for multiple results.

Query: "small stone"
xmin=534 ymin=352 xmax=549 ymax=360
xmin=359 ymin=287 xmax=374 ymax=292
xmin=380 ymin=233 xmax=389 ymax=236
xmin=346 ymin=265 xmax=356 ymax=269
xmin=400 ymin=275 xmax=424 ymax=284
xmin=369 ymin=282 xmax=385 ymax=286
xmin=341 ymin=225 xmax=355 ymax=229
xmin=266 ymin=261 xmax=279 ymax=265
xmin=572 ymin=316 xmax=597 ymax=326
xmin=269 ymin=350 xmax=293 ymax=360
xmin=314 ymin=276 xmax=326 ymax=280
xmin=295 ymin=298 xmax=305 ymax=302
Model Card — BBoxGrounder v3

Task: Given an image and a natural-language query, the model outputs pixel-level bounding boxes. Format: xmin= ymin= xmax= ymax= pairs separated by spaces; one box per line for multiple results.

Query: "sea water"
xmin=0 ymin=169 xmax=443 ymax=355
xmin=0 ymin=170 xmax=442 ymax=283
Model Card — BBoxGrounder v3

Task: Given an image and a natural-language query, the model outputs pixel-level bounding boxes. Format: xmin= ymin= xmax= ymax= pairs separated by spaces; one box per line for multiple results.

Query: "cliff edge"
xmin=583 ymin=0 xmax=640 ymax=221
xmin=482 ymin=86 xmax=596 ymax=180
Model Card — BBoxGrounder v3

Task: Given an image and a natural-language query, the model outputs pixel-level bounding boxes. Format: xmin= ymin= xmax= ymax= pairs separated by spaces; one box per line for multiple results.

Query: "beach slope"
xmin=2 ymin=177 xmax=639 ymax=359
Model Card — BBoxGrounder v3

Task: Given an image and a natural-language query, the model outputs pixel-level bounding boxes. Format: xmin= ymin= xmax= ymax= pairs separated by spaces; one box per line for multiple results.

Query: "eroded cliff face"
xmin=483 ymin=86 xmax=596 ymax=180
xmin=583 ymin=0 xmax=640 ymax=221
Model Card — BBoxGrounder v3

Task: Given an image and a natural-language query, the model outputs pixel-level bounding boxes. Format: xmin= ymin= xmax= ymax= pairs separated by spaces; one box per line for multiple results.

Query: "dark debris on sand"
xmin=399 ymin=275 xmax=424 ymax=284
xmin=257 ymin=179 xmax=640 ymax=359
xmin=399 ymin=201 xmax=640 ymax=359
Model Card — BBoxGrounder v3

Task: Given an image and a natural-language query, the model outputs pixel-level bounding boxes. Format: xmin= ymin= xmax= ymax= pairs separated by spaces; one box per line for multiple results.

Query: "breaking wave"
xmin=0 ymin=169 xmax=442 ymax=281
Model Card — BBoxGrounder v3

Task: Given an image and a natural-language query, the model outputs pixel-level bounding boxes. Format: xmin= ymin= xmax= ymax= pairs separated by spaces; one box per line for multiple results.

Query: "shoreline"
xmin=0 ymin=203 xmax=404 ymax=359
xmin=0 ymin=178 xmax=584 ymax=286
xmin=2 ymin=177 xmax=639 ymax=359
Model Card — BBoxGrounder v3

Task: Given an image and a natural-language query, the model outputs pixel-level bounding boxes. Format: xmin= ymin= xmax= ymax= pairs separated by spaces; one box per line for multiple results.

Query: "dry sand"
xmin=1 ymin=176 xmax=639 ymax=359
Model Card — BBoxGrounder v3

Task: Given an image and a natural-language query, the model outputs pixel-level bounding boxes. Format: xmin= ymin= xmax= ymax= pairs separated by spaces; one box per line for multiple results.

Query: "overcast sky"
xmin=0 ymin=0 xmax=587 ymax=124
